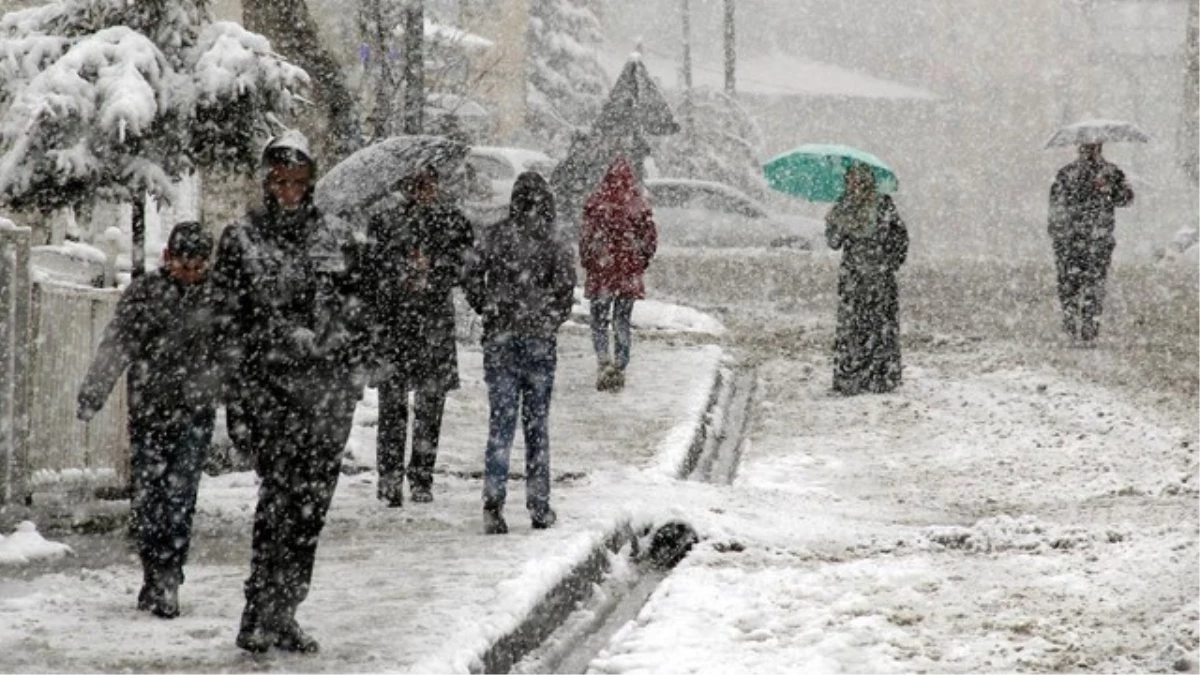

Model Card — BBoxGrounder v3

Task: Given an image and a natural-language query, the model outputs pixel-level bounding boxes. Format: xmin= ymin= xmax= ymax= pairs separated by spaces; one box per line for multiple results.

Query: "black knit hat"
xmin=166 ymin=221 xmax=214 ymax=260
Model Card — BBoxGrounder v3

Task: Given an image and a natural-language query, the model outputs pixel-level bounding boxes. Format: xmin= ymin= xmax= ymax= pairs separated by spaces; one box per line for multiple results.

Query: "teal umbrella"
xmin=762 ymin=144 xmax=898 ymax=202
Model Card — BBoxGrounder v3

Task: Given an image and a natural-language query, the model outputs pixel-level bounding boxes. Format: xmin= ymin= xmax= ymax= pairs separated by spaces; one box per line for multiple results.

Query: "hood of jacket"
xmin=508 ymin=171 xmax=556 ymax=241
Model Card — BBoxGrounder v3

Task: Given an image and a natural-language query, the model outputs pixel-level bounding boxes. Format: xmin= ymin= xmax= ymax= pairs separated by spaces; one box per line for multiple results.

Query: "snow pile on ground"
xmin=572 ymin=292 xmax=726 ymax=336
xmin=0 ymin=522 xmax=72 ymax=566
xmin=921 ymin=514 xmax=1127 ymax=554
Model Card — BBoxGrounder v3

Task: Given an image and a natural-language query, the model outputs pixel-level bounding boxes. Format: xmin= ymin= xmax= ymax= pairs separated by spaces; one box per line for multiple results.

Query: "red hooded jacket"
xmin=579 ymin=158 xmax=658 ymax=299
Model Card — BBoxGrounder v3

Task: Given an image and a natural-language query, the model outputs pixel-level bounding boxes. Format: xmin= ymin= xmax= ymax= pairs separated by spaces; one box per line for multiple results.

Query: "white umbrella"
xmin=1045 ymin=119 xmax=1151 ymax=148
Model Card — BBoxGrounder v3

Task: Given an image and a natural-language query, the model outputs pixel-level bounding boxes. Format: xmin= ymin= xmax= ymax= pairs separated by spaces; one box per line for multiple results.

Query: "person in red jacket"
xmin=579 ymin=156 xmax=658 ymax=392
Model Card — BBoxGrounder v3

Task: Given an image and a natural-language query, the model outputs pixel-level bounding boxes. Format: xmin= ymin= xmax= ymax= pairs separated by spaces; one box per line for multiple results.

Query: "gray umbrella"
xmin=315 ymin=135 xmax=469 ymax=218
xmin=1045 ymin=119 xmax=1151 ymax=148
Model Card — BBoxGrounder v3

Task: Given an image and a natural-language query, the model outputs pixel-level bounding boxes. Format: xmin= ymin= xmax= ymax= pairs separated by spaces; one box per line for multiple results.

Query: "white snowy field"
xmin=0 ymin=324 xmax=725 ymax=673
xmin=576 ymin=249 xmax=1198 ymax=675
xmin=587 ymin=347 xmax=1198 ymax=674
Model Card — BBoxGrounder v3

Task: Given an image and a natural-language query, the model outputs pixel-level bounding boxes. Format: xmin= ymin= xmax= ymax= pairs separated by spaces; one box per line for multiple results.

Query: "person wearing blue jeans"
xmin=579 ymin=157 xmax=657 ymax=392
xmin=482 ymin=335 xmax=557 ymax=529
xmin=589 ymin=295 xmax=635 ymax=375
xmin=465 ymin=171 xmax=576 ymax=534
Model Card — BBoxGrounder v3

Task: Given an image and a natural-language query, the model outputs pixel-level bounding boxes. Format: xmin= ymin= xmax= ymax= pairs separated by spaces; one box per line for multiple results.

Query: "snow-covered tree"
xmin=0 ymin=0 xmax=307 ymax=214
xmin=527 ymin=0 xmax=608 ymax=155
xmin=653 ymin=87 xmax=767 ymax=200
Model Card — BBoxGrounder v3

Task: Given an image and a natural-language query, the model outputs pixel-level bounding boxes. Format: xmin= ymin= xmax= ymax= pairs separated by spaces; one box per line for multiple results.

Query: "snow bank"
xmin=410 ymin=529 xmax=612 ymax=673
xmin=650 ymin=345 xmax=724 ymax=478
xmin=0 ymin=521 xmax=72 ymax=566
xmin=572 ymin=292 xmax=727 ymax=336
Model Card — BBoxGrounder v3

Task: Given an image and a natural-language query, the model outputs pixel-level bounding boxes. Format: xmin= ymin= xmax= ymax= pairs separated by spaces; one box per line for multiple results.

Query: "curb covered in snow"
xmin=477 ymin=523 xmax=637 ymax=673
xmin=470 ymin=348 xmax=733 ymax=673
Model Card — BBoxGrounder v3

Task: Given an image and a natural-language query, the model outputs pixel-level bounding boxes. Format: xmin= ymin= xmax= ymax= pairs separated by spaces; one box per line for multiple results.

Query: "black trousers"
xmin=376 ymin=378 xmax=446 ymax=497
xmin=129 ymin=406 xmax=214 ymax=584
xmin=1053 ymin=234 xmax=1115 ymax=341
xmin=241 ymin=385 xmax=357 ymax=619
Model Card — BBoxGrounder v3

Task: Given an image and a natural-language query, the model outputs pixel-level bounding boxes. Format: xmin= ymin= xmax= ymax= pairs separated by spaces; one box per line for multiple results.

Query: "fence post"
xmin=0 ymin=221 xmax=32 ymax=506
xmin=101 ymin=226 xmax=121 ymax=288
xmin=0 ymin=224 xmax=12 ymax=505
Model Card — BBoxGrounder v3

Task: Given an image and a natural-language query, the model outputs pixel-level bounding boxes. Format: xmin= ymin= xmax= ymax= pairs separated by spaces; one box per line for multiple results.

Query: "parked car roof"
xmin=644 ymin=177 xmax=822 ymax=250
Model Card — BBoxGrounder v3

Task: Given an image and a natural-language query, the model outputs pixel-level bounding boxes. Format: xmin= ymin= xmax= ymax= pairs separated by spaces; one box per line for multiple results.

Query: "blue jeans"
xmin=589 ymin=296 xmax=635 ymax=369
xmin=482 ymin=335 xmax=557 ymax=514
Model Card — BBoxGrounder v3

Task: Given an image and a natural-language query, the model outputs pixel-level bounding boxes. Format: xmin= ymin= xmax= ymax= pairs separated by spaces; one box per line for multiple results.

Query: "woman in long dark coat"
xmin=825 ymin=163 xmax=909 ymax=395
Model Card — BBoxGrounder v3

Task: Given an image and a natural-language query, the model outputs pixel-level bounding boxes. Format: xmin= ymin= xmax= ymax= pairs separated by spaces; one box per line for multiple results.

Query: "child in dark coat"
xmin=77 ymin=221 xmax=217 ymax=619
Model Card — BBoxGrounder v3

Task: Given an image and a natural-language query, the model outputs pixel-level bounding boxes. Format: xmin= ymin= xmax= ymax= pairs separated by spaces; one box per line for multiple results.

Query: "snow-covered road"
xmin=590 ymin=343 xmax=1197 ymax=673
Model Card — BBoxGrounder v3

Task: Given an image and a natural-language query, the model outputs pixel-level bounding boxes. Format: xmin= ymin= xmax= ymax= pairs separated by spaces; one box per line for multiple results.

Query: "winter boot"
xmin=273 ymin=614 xmax=320 ymax=654
xmin=609 ymin=367 xmax=626 ymax=392
xmin=150 ymin=569 xmax=181 ymax=619
xmin=236 ymin=602 xmax=275 ymax=654
xmin=409 ymin=482 xmax=433 ymax=503
xmin=136 ymin=583 xmax=156 ymax=613
xmin=531 ymin=507 xmax=557 ymax=530
xmin=483 ymin=505 xmax=508 ymax=535
xmin=596 ymin=358 xmax=614 ymax=391
xmin=378 ymin=476 xmax=403 ymax=508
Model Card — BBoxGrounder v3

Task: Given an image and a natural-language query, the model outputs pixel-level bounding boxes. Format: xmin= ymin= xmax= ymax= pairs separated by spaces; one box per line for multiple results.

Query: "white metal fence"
xmin=1 ymin=223 xmax=129 ymax=506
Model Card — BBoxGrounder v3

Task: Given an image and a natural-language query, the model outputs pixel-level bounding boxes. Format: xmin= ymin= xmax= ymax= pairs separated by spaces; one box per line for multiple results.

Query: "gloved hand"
xmin=77 ymin=402 xmax=97 ymax=423
xmin=288 ymin=327 xmax=320 ymax=359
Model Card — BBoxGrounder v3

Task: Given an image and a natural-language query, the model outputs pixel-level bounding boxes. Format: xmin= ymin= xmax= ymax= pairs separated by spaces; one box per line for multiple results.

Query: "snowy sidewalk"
xmin=0 ymin=326 xmax=724 ymax=673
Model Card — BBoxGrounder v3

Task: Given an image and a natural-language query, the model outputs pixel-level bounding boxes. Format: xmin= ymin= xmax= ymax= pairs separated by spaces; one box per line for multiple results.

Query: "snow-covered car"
xmin=460 ymin=146 xmax=556 ymax=226
xmin=643 ymin=178 xmax=821 ymax=250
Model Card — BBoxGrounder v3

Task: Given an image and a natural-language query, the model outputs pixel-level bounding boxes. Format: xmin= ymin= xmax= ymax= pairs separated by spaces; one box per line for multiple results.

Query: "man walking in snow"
xmin=210 ymin=130 xmax=368 ymax=654
xmin=1048 ymin=142 xmax=1134 ymax=342
xmin=360 ymin=166 xmax=475 ymax=507
xmin=77 ymin=221 xmax=218 ymax=620
xmin=464 ymin=172 xmax=576 ymax=534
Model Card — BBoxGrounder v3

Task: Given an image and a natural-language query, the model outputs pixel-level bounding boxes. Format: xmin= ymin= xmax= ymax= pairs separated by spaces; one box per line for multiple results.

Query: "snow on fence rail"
xmin=0 ymin=224 xmax=128 ymax=506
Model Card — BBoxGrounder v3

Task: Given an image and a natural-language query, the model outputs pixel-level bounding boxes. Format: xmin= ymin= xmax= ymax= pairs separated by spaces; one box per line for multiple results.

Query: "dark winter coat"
xmin=1048 ymin=157 xmax=1134 ymax=243
xmin=209 ymin=203 xmax=368 ymax=407
xmin=360 ymin=196 xmax=475 ymax=391
xmin=77 ymin=268 xmax=218 ymax=429
xmin=579 ymin=158 xmax=657 ymax=300
xmin=826 ymin=194 xmax=908 ymax=395
xmin=465 ymin=172 xmax=577 ymax=341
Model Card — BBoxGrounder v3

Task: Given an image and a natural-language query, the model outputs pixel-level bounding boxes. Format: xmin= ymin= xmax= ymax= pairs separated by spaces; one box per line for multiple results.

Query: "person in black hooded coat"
xmin=209 ymin=129 xmax=369 ymax=654
xmin=465 ymin=171 xmax=576 ymax=534
xmin=359 ymin=166 xmax=474 ymax=506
